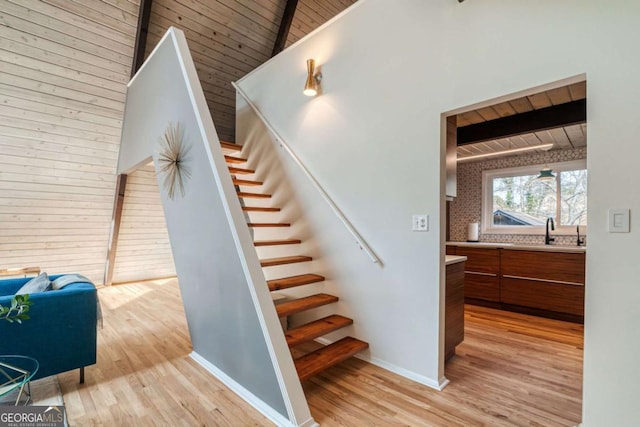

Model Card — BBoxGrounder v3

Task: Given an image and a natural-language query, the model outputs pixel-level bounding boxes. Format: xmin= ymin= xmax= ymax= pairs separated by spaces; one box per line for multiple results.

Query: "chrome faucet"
xmin=545 ymin=217 xmax=555 ymax=245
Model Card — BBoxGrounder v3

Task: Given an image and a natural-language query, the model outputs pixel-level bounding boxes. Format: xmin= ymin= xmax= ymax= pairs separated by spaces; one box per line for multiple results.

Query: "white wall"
xmin=236 ymin=0 xmax=640 ymax=424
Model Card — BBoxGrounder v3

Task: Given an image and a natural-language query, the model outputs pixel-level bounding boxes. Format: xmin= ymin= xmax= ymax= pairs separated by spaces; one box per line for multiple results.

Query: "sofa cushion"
xmin=15 ymin=272 xmax=50 ymax=295
xmin=51 ymin=274 xmax=92 ymax=291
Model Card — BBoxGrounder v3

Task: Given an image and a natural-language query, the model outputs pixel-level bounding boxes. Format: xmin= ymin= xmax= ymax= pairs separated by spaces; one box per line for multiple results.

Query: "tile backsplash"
xmin=450 ymin=147 xmax=587 ymax=245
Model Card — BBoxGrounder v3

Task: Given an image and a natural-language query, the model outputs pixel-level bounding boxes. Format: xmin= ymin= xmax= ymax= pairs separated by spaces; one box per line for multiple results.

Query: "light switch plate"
xmin=608 ymin=208 xmax=630 ymax=233
xmin=412 ymin=214 xmax=429 ymax=231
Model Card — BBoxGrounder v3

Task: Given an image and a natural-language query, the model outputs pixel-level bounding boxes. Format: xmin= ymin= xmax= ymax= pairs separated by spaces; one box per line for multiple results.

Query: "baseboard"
xmin=465 ymin=299 xmax=584 ymax=324
xmin=363 ymin=355 xmax=450 ymax=391
xmin=313 ymin=338 xmax=448 ymax=391
xmin=190 ymin=352 xmax=313 ymax=427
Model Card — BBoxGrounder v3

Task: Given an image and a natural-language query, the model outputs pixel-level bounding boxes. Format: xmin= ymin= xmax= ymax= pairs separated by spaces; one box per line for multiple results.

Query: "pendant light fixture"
xmin=535 ymin=142 xmax=556 ymax=181
xmin=536 ymin=166 xmax=555 ymax=181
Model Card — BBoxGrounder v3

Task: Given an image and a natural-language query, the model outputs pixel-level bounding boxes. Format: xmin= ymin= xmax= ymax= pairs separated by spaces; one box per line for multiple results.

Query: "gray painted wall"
xmin=117 ymin=28 xmax=313 ymax=426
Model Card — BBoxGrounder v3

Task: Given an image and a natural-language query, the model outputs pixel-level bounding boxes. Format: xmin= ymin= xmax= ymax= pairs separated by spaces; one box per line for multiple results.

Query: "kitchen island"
xmin=445 ymin=255 xmax=466 ymax=361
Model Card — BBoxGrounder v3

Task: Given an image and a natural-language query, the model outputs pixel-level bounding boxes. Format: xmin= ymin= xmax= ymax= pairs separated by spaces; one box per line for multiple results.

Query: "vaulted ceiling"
xmin=143 ymin=0 xmax=357 ymax=142
xmin=0 ymin=0 xmax=357 ymax=283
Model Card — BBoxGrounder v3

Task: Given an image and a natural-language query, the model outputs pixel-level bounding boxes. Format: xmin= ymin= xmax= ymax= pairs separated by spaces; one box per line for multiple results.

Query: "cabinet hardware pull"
xmin=502 ymin=275 xmax=584 ymax=287
xmin=464 ymin=271 xmax=497 ymax=277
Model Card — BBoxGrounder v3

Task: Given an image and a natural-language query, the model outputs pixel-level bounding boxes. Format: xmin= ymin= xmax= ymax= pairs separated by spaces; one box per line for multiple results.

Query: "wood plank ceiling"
xmin=145 ymin=0 xmax=357 ymax=143
xmin=456 ymin=81 xmax=587 ymax=161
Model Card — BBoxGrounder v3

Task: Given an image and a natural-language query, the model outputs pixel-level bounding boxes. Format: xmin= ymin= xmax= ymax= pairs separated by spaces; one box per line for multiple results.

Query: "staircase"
xmin=221 ymin=141 xmax=368 ymax=382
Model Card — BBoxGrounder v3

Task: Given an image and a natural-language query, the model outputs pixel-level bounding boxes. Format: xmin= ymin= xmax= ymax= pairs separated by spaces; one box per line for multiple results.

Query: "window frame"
xmin=481 ymin=159 xmax=587 ymax=235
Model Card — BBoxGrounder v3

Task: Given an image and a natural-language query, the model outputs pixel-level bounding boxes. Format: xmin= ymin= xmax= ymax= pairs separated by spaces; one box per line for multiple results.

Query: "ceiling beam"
xmin=103 ymin=174 xmax=127 ymax=286
xmin=457 ymin=99 xmax=587 ymax=146
xmin=104 ymin=0 xmax=152 ymax=285
xmin=271 ymin=0 xmax=299 ymax=57
xmin=131 ymin=0 xmax=153 ymax=77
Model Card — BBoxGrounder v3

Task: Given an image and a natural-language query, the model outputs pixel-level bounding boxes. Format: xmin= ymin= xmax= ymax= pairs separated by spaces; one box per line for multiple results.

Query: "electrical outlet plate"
xmin=412 ymin=214 xmax=429 ymax=231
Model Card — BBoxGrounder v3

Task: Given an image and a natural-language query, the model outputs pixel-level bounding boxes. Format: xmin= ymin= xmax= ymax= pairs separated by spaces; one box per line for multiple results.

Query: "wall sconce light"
xmin=303 ymin=59 xmax=322 ymax=96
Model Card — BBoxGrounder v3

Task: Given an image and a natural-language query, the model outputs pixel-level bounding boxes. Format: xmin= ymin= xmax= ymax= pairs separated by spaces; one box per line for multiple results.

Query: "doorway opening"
xmin=441 ymin=75 xmax=586 ymax=426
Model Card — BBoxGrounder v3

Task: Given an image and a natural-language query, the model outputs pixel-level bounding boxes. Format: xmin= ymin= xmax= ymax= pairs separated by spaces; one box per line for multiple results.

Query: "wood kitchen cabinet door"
xmin=501 ymin=250 xmax=585 ymax=284
xmin=455 ymin=247 xmax=500 ymax=274
xmin=464 ymin=272 xmax=500 ymax=302
xmin=455 ymin=247 xmax=501 ymax=302
xmin=500 ymin=250 xmax=585 ymax=318
xmin=501 ymin=277 xmax=585 ymax=316
xmin=445 ymin=261 xmax=465 ymax=360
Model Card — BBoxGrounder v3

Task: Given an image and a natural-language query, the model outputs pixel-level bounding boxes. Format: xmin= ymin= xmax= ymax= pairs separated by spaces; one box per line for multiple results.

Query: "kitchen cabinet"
xmin=445 ymin=256 xmax=465 ymax=361
xmin=500 ymin=250 xmax=585 ymax=317
xmin=446 ymin=244 xmax=586 ymax=322
xmin=447 ymin=246 xmax=500 ymax=302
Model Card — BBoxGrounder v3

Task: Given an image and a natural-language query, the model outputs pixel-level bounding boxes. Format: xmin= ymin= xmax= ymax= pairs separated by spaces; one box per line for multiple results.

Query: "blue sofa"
xmin=0 ymin=274 xmax=97 ymax=382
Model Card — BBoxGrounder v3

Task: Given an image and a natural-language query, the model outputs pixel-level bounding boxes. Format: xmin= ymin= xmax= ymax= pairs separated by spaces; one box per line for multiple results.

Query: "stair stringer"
xmin=117 ymin=27 xmax=316 ymax=427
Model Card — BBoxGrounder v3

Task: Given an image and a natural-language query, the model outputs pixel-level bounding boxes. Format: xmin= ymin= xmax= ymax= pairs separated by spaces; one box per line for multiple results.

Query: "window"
xmin=481 ymin=160 xmax=587 ymax=234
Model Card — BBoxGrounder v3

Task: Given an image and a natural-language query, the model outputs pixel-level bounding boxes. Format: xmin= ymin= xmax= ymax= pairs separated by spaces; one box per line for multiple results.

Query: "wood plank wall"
xmin=112 ymin=165 xmax=175 ymax=283
xmin=0 ymin=0 xmax=355 ymax=285
xmin=0 ymin=0 xmax=139 ymax=284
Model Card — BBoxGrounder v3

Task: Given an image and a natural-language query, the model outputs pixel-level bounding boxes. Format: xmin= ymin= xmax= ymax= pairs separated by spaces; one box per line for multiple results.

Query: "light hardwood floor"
xmin=59 ymin=279 xmax=583 ymax=426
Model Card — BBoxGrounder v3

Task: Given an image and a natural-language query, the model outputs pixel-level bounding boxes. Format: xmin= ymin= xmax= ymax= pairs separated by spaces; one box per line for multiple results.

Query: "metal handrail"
xmin=232 ymin=82 xmax=381 ymax=265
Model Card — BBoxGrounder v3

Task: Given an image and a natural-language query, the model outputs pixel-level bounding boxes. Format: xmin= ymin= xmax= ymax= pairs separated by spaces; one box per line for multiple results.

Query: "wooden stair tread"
xmin=237 ymin=191 xmax=271 ymax=199
xmin=220 ymin=141 xmax=242 ymax=153
xmin=276 ymin=293 xmax=337 ymax=317
xmin=232 ymin=178 xmax=262 ymax=186
xmin=248 ymin=223 xmax=290 ymax=228
xmin=294 ymin=337 xmax=369 ymax=381
xmin=285 ymin=315 xmax=353 ymax=347
xmin=260 ymin=255 xmax=312 ymax=267
xmin=254 ymin=239 xmax=301 ymax=247
xmin=242 ymin=206 xmax=280 ymax=212
xmin=268 ymin=274 xmax=325 ymax=291
xmin=229 ymin=166 xmax=255 ymax=175
xmin=225 ymin=155 xmax=247 ymax=164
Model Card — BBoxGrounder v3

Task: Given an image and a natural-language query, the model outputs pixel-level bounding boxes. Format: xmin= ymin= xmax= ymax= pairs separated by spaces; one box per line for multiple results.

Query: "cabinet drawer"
xmin=464 ymin=272 xmax=500 ymax=302
xmin=501 ymin=277 xmax=584 ymax=316
xmin=455 ymin=248 xmax=499 ymax=274
xmin=501 ymin=250 xmax=585 ymax=284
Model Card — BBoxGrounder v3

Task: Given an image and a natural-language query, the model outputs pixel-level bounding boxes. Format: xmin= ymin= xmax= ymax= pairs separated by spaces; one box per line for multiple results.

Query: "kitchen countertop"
xmin=447 ymin=241 xmax=586 ymax=253
xmin=445 ymin=255 xmax=467 ymax=265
